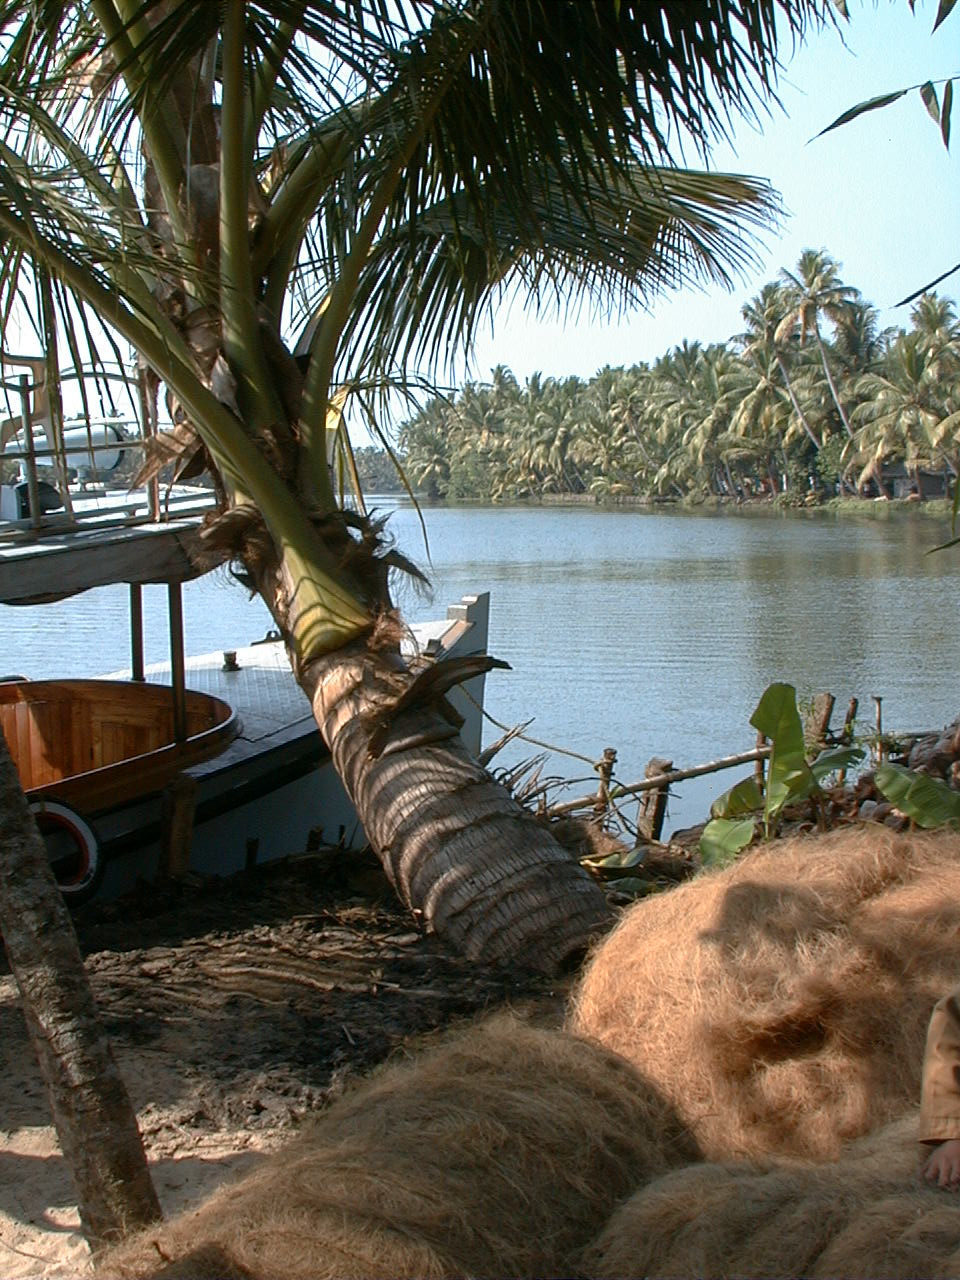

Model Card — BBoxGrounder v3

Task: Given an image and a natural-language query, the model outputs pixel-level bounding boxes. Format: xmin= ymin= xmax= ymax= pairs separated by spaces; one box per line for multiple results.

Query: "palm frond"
xmin=293 ymin=165 xmax=780 ymax=377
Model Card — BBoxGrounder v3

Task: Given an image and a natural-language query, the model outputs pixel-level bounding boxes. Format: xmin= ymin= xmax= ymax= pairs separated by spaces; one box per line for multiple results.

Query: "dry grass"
xmin=569 ymin=825 xmax=960 ymax=1160
xmin=580 ymin=1114 xmax=960 ymax=1279
xmin=100 ymin=1015 xmax=697 ymax=1280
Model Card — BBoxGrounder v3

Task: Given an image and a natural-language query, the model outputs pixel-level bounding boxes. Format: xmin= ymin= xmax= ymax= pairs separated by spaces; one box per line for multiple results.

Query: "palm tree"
xmin=677 ymin=345 xmax=746 ymax=495
xmin=730 ymin=338 xmax=794 ymax=485
xmin=831 ymin=300 xmax=894 ymax=383
xmin=0 ymin=1 xmax=829 ymax=973
xmin=738 ymin=282 xmax=824 ymax=450
xmin=910 ymin=293 xmax=960 ymax=376
xmin=851 ymin=331 xmax=953 ymax=489
xmin=577 ymin=365 xmax=658 ymax=496
xmin=398 ymin=397 xmax=453 ymax=499
xmin=777 ymin=249 xmax=860 ymax=438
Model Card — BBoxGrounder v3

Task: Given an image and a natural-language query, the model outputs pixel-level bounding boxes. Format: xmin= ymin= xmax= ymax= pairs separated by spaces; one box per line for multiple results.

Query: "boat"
xmin=0 ymin=516 xmax=491 ymax=905
xmin=0 ymin=358 xmax=491 ymax=904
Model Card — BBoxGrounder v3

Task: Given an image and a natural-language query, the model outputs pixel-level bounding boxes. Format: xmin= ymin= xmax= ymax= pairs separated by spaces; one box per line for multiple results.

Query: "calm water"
xmin=4 ymin=504 xmax=958 ymax=835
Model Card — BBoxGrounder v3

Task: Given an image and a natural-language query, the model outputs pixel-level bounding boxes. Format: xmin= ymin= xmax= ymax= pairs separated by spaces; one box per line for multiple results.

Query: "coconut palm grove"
xmin=395 ymin=253 xmax=960 ymax=504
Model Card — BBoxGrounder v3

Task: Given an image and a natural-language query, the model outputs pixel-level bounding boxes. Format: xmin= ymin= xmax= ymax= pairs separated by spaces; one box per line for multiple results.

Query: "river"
xmin=4 ymin=502 xmax=958 ymax=836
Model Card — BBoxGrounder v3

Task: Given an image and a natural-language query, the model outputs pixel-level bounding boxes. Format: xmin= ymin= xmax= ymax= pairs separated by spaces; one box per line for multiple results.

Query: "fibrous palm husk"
xmin=100 ymin=1015 xmax=697 ymax=1280
xmin=580 ymin=1115 xmax=960 ymax=1280
xmin=569 ymin=825 xmax=960 ymax=1160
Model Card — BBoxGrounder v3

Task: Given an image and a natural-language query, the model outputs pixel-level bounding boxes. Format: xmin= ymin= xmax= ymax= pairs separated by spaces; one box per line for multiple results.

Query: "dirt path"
xmin=0 ymin=851 xmax=567 ymax=1276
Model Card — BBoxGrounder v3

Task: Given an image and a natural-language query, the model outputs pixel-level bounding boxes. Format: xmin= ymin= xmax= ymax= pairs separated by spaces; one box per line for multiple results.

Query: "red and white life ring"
xmin=29 ymin=800 xmax=102 ymax=904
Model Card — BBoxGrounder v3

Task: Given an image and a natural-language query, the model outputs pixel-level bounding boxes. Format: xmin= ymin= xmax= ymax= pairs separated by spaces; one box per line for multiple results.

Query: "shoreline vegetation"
xmin=361 ymin=253 xmax=960 ymax=512
xmin=363 ymin=489 xmax=958 ymax=521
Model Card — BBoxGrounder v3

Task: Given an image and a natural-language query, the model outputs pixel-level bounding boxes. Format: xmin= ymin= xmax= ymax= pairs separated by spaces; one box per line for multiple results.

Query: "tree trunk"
xmin=301 ymin=643 xmax=611 ymax=972
xmin=0 ymin=730 xmax=161 ymax=1250
xmin=776 ymin=354 xmax=820 ymax=449
xmin=815 ymin=329 xmax=855 ymax=439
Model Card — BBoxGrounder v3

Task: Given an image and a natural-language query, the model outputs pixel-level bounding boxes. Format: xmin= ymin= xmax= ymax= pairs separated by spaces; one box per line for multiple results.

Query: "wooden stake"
xmin=159 ymin=772 xmax=196 ymax=880
xmin=637 ymin=756 xmax=673 ymax=842
xmin=804 ymin=692 xmax=835 ymax=752
xmin=838 ymin=697 xmax=858 ymax=785
xmin=755 ymin=732 xmax=766 ymax=787
xmin=874 ymin=696 xmax=884 ymax=763
xmin=593 ymin=747 xmax=617 ymax=819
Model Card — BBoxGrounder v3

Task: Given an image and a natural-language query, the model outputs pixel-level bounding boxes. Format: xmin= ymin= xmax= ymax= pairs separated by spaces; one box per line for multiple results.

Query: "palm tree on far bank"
xmin=737 ymin=283 xmax=823 ymax=450
xmin=851 ymin=331 xmax=953 ymax=489
xmin=777 ymin=249 xmax=860 ymax=438
xmin=910 ymin=293 xmax=960 ymax=372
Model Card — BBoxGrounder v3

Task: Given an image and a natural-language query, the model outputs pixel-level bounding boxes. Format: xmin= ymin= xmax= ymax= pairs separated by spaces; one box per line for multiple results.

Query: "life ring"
xmin=29 ymin=800 xmax=103 ymax=905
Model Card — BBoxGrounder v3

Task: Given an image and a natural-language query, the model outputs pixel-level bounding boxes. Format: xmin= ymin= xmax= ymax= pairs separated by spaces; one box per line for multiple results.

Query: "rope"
xmin=462 ymin=687 xmax=598 ymax=766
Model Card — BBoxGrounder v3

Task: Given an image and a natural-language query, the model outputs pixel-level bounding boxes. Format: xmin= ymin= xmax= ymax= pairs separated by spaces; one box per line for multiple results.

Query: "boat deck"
xmin=103 ymin=594 xmax=489 ymax=794
xmin=0 ymin=512 xmax=207 ymax=604
xmin=142 ymin=640 xmax=315 ymax=746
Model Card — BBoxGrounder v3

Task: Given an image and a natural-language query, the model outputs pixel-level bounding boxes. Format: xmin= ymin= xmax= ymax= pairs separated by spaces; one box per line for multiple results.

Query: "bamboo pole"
xmin=168 ymin=581 xmax=187 ymax=743
xmin=873 ymin=696 xmax=884 ymax=763
xmin=549 ymin=746 xmax=772 ymax=818
xmin=19 ymin=376 xmax=43 ymax=529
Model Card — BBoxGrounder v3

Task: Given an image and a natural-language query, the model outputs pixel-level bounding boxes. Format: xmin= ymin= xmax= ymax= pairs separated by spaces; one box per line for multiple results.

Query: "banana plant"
xmin=701 ymin=682 xmax=863 ymax=864
xmin=875 ymin=761 xmax=960 ymax=828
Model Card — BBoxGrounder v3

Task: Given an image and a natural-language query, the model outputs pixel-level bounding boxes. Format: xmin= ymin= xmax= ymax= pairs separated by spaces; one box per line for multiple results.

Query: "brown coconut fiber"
xmin=580 ymin=1114 xmax=960 ymax=1280
xmin=100 ymin=1015 xmax=698 ymax=1280
xmin=569 ymin=825 xmax=960 ymax=1161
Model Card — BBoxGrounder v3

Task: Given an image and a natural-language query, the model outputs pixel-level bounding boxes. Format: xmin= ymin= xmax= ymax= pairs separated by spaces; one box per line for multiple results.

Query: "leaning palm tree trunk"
xmin=776 ymin=354 xmax=822 ymax=448
xmin=815 ymin=329 xmax=856 ymax=438
xmin=0 ymin=731 xmax=161 ymax=1249
xmin=302 ymin=642 xmax=607 ymax=968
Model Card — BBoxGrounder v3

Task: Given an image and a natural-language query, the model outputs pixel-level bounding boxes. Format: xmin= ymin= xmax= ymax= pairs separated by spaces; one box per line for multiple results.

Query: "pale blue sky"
xmin=458 ymin=0 xmax=959 ymax=387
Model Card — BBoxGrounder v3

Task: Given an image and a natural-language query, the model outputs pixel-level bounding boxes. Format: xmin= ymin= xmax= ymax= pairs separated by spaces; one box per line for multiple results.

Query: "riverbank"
xmin=396 ymin=491 xmax=956 ymax=520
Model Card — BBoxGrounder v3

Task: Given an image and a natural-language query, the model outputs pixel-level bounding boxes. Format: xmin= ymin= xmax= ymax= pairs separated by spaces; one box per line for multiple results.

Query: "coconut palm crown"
xmin=0 ymin=0 xmax=832 ymax=969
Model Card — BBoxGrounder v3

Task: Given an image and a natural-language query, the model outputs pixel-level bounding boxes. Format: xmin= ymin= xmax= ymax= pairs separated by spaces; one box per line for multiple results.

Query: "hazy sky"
xmin=457 ymin=0 xmax=959 ymax=388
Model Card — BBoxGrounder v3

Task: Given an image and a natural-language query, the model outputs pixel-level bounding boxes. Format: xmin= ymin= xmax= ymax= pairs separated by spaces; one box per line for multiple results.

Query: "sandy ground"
xmin=0 ymin=851 xmax=565 ymax=1277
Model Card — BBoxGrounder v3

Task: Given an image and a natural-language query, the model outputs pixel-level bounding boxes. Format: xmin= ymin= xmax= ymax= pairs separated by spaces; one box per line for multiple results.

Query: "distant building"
xmin=879 ymin=464 xmax=953 ymax=500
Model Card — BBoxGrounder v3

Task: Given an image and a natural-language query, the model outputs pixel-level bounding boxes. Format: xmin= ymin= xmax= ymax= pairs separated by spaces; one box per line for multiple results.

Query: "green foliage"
xmin=700 ymin=682 xmax=864 ymax=860
xmin=815 ymin=434 xmax=847 ymax=487
xmin=813 ymin=0 xmax=956 ymax=154
xmin=750 ymin=682 xmax=816 ymax=833
xmin=710 ymin=775 xmax=764 ymax=817
xmin=353 ymin=447 xmax=406 ymax=495
xmin=393 ymin=258 xmax=959 ymax=507
xmin=700 ymin=817 xmax=757 ymax=867
xmin=874 ymin=762 xmax=960 ymax=828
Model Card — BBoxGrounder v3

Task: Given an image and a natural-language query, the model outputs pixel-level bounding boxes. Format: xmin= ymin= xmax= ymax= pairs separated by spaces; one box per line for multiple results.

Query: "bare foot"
xmin=923 ymin=1138 xmax=960 ymax=1190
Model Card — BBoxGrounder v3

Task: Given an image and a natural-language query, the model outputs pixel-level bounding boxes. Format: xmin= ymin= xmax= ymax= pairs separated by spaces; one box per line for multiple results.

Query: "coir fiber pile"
xmin=580 ymin=1114 xmax=960 ymax=1279
xmin=100 ymin=1015 xmax=697 ymax=1280
xmin=569 ymin=826 xmax=960 ymax=1160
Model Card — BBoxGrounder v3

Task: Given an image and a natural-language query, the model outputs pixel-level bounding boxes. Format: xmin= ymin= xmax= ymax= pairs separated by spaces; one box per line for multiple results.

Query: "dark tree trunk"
xmin=0 ymin=729 xmax=161 ymax=1250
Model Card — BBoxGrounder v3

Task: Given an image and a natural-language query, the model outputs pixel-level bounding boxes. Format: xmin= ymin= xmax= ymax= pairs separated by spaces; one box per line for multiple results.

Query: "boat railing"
xmin=0 ymin=357 xmax=216 ymax=541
